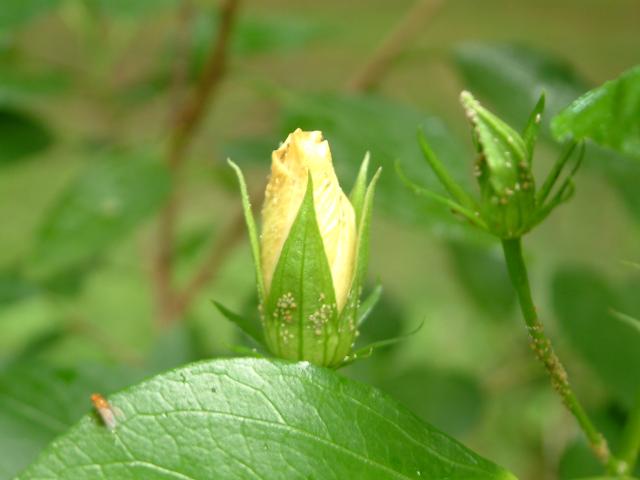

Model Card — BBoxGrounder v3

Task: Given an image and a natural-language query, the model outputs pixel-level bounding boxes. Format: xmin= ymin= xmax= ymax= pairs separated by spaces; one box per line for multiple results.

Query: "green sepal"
xmin=349 ymin=152 xmax=370 ymax=227
xmin=227 ymin=160 xmax=265 ymax=303
xmin=417 ymin=128 xmax=478 ymax=210
xmin=522 ymin=92 xmax=545 ymax=163
xmin=332 ymin=167 xmax=381 ymax=366
xmin=460 ymin=90 xmax=527 ymax=193
xmin=264 ymin=174 xmax=342 ymax=366
xmin=339 ymin=320 xmax=424 ymax=367
xmin=213 ymin=300 xmax=265 ymax=348
xmin=357 ymin=283 xmax=382 ymax=328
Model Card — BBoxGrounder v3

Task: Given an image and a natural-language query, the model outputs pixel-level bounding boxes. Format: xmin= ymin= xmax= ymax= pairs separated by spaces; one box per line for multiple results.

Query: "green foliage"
xmin=0 ymin=107 xmax=53 ymax=167
xmin=29 ymin=151 xmax=171 ymax=277
xmin=18 ymin=358 xmax=516 ymax=480
xmin=0 ymin=0 xmax=60 ymax=31
xmin=552 ymin=65 xmax=640 ymax=159
xmin=552 ymin=267 xmax=640 ymax=407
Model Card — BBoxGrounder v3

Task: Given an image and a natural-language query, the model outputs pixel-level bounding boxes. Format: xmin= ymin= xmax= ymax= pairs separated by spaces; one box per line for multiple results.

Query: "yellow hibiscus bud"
xmin=225 ymin=129 xmax=381 ymax=367
xmin=261 ymin=129 xmax=357 ymax=312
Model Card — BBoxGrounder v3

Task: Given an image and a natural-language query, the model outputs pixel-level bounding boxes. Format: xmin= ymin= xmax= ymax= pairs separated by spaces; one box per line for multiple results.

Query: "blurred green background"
xmin=1 ymin=0 xmax=639 ymax=479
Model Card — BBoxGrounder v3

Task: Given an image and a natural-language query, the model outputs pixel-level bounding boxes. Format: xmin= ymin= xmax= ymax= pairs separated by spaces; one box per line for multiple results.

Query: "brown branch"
xmin=153 ymin=0 xmax=242 ymax=327
xmin=346 ymin=0 xmax=443 ymax=92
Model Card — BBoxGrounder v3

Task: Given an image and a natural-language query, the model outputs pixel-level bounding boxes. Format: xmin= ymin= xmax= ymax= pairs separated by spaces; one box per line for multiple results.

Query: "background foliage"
xmin=0 ymin=0 xmax=639 ymax=479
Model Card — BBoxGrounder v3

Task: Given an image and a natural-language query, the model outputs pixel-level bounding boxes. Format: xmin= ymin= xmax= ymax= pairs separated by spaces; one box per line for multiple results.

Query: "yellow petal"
xmin=260 ymin=129 xmax=357 ymax=312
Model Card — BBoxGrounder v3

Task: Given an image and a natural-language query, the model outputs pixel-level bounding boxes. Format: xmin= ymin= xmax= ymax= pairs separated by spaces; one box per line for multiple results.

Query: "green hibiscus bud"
xmin=228 ymin=129 xmax=380 ymax=367
xmin=399 ymin=90 xmax=583 ymax=240
xmin=461 ymin=91 xmax=536 ymax=238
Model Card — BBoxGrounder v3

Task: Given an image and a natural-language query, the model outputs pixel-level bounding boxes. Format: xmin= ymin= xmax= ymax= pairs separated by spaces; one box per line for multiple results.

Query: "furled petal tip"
xmin=260 ymin=128 xmax=357 ymax=311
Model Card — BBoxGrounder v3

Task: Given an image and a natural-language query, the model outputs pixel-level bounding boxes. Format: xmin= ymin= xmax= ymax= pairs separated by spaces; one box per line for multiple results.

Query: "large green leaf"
xmin=552 ymin=65 xmax=640 ymax=159
xmin=281 ymin=92 xmax=472 ymax=234
xmin=29 ymin=151 xmax=171 ymax=276
xmin=19 ymin=358 xmax=515 ymax=479
xmin=0 ymin=107 xmax=53 ymax=167
xmin=551 ymin=267 xmax=640 ymax=406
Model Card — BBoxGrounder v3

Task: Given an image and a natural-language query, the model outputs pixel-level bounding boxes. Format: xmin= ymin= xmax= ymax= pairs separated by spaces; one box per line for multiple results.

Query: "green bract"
xmin=399 ymin=90 xmax=583 ymax=239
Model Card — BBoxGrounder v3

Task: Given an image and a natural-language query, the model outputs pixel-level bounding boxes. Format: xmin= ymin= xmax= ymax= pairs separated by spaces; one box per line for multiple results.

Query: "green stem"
xmin=617 ymin=390 xmax=640 ymax=474
xmin=501 ymin=237 xmax=617 ymax=469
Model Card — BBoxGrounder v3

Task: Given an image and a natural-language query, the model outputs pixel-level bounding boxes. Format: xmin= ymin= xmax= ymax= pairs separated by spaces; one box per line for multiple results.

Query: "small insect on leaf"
xmin=91 ymin=393 xmax=117 ymax=431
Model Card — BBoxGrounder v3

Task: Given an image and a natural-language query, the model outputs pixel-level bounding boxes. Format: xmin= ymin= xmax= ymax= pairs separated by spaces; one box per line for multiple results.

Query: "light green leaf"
xmin=19 ymin=358 xmax=516 ymax=480
xmin=0 ymin=107 xmax=53 ymax=167
xmin=552 ymin=267 xmax=640 ymax=406
xmin=29 ymin=151 xmax=171 ymax=277
xmin=552 ymin=65 xmax=640 ymax=159
xmin=356 ymin=283 xmax=382 ymax=327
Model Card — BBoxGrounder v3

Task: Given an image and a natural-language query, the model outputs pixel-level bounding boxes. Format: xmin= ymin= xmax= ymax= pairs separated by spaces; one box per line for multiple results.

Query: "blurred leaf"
xmin=0 ymin=267 xmax=39 ymax=307
xmin=0 ymin=0 xmax=61 ymax=31
xmin=0 ymin=66 xmax=69 ymax=104
xmin=281 ymin=92 xmax=473 ymax=234
xmin=378 ymin=365 xmax=485 ymax=436
xmin=0 ymin=107 xmax=53 ymax=166
xmin=19 ymin=358 xmax=514 ymax=480
xmin=447 ymin=240 xmax=516 ymax=320
xmin=552 ymin=267 xmax=640 ymax=406
xmin=232 ymin=14 xmax=323 ymax=55
xmin=552 ymin=65 xmax=640 ymax=159
xmin=453 ymin=43 xmax=588 ymax=132
xmin=356 ymin=286 xmax=404 ymax=352
xmin=0 ymin=362 xmax=136 ymax=479
xmin=82 ymin=0 xmax=177 ymax=18
xmin=29 ymin=151 xmax=171 ymax=277
xmin=585 ymin=145 xmax=640 ymax=223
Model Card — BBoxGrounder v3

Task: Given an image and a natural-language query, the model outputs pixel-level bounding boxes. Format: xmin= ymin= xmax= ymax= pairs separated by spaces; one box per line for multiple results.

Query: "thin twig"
xmin=153 ymin=0 xmax=241 ymax=327
xmin=346 ymin=0 xmax=443 ymax=92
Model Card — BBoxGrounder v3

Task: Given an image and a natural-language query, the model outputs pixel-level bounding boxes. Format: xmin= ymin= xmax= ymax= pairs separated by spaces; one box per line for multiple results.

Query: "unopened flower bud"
xmin=261 ymin=129 xmax=357 ymax=312
xmin=460 ymin=91 xmax=536 ymax=238
xmin=230 ymin=129 xmax=381 ymax=367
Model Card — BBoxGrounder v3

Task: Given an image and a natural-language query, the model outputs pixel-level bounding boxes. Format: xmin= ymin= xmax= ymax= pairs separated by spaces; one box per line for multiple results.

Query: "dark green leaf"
xmin=0 ymin=107 xmax=53 ymax=167
xmin=552 ymin=65 xmax=640 ymax=159
xmin=281 ymin=92 xmax=472 ymax=234
xmin=19 ymin=358 xmax=515 ymax=479
xmin=29 ymin=151 xmax=171 ymax=277
xmin=552 ymin=267 xmax=640 ymax=406
xmin=378 ymin=365 xmax=485 ymax=437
